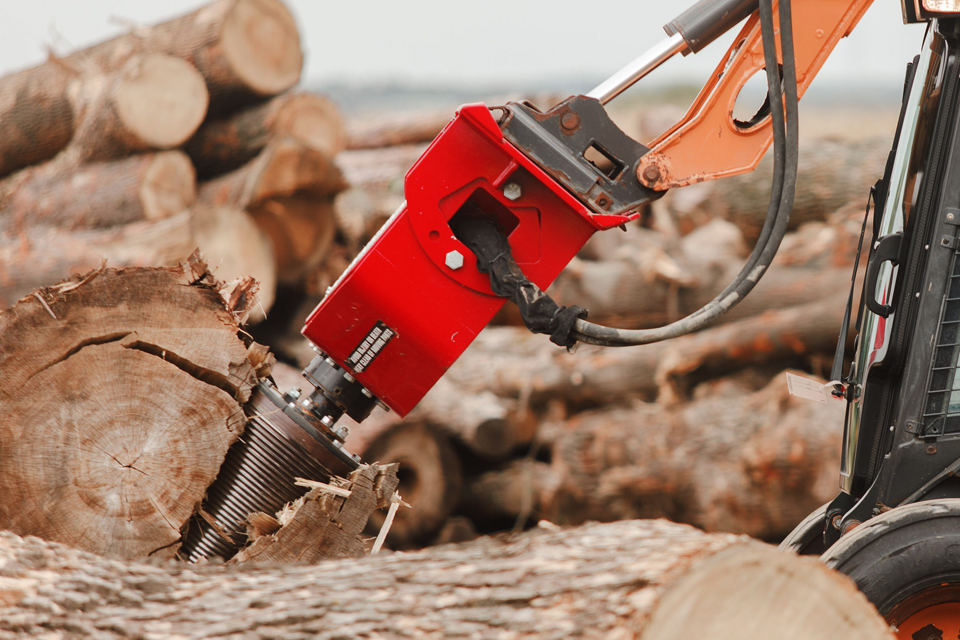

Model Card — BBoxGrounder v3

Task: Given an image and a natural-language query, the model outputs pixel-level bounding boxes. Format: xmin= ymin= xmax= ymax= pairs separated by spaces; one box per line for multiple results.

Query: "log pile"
xmin=0 ymin=0 xmax=347 ymax=322
xmin=0 ymin=0 xmax=898 ymax=602
xmin=0 ymin=519 xmax=894 ymax=639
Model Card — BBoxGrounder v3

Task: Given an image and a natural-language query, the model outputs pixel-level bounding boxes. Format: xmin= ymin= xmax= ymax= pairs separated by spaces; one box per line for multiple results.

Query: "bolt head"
xmin=642 ymin=165 xmax=662 ymax=183
xmin=560 ymin=112 xmax=581 ymax=131
xmin=503 ymin=183 xmax=522 ymax=201
xmin=445 ymin=250 xmax=464 ymax=270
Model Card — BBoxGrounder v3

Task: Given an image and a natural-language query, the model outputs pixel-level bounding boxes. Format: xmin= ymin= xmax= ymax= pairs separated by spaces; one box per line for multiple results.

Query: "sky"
xmin=0 ymin=1 xmax=928 ymax=95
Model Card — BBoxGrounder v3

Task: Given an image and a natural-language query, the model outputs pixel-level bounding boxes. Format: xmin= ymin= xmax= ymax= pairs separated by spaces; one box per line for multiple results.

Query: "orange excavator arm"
xmin=637 ymin=0 xmax=874 ymax=191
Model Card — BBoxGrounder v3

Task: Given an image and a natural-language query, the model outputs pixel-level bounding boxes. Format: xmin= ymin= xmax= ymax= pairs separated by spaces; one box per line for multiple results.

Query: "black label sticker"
xmin=345 ymin=321 xmax=396 ymax=373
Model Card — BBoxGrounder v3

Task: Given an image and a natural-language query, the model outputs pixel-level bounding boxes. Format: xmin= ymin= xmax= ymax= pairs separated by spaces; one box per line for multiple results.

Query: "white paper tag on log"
xmin=785 ymin=372 xmax=830 ymax=404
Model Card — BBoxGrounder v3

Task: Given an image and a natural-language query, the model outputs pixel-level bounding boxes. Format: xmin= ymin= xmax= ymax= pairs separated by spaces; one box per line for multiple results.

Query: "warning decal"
xmin=345 ymin=321 xmax=396 ymax=374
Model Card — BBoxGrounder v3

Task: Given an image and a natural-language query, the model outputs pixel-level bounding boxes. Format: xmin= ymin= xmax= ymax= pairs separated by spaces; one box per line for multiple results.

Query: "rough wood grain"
xmin=346 ymin=108 xmax=452 ymax=150
xmin=186 ymin=92 xmax=345 ymax=178
xmin=191 ymin=204 xmax=276 ymax=320
xmin=350 ymin=419 xmax=462 ymax=549
xmin=0 ymin=211 xmax=194 ymax=309
xmin=415 ymin=377 xmax=521 ymax=459
xmin=0 ymin=61 xmax=75 ymax=178
xmin=461 ymin=459 xmax=559 ymax=528
xmin=199 ymin=138 xmax=346 ymax=210
xmin=445 ymin=292 xmax=851 ymax=407
xmin=0 ymin=519 xmax=893 ymax=639
xmin=0 ymin=150 xmax=195 ymax=235
xmin=547 ymin=372 xmax=845 ymax=540
xmin=230 ymin=464 xmax=399 ymax=563
xmin=0 ymin=255 xmax=263 ymax=558
xmin=248 ymin=195 xmax=337 ymax=285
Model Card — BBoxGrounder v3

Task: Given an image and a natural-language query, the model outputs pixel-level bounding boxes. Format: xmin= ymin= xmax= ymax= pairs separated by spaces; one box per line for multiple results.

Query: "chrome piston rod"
xmin=586 ymin=33 xmax=687 ymax=105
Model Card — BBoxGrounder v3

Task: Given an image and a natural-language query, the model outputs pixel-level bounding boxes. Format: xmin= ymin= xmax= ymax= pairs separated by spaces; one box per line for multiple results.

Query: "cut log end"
xmin=643 ymin=543 xmax=895 ymax=640
xmin=275 ymin=93 xmax=347 ymax=158
xmin=221 ymin=0 xmax=303 ymax=97
xmin=362 ymin=421 xmax=462 ymax=549
xmin=141 ymin=150 xmax=197 ymax=220
xmin=115 ymin=55 xmax=209 ymax=149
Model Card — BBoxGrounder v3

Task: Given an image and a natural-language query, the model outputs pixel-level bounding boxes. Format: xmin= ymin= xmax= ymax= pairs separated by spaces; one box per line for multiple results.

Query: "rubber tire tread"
xmin=821 ymin=499 xmax=960 ymax=615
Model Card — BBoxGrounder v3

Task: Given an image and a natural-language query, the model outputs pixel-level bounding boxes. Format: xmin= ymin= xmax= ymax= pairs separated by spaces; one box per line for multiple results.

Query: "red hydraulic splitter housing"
xmin=303 ymin=99 xmax=657 ymax=416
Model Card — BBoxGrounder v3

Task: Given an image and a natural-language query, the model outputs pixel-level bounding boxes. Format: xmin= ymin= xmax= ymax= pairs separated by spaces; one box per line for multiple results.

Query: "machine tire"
xmin=779 ymin=502 xmax=828 ymax=556
xmin=821 ymin=499 xmax=960 ymax=638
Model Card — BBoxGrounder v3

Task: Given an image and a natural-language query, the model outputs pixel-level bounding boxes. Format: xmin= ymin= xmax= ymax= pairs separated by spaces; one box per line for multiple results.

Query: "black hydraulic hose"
xmin=570 ymin=0 xmax=798 ymax=347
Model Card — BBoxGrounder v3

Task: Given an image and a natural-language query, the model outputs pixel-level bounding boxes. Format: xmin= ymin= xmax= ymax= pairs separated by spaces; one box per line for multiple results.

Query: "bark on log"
xmin=191 ymin=204 xmax=276 ymax=319
xmin=461 ymin=459 xmax=560 ymax=528
xmin=334 ymin=185 xmax=404 ymax=252
xmin=546 ymin=257 xmax=855 ymax=330
xmin=0 ymin=254 xmax=264 ymax=559
xmin=333 ymin=145 xmax=422 ymax=251
xmin=547 ymin=372 xmax=845 ymax=540
xmin=186 ymin=92 xmax=346 ymax=178
xmin=0 ymin=211 xmax=194 ymax=309
xmin=64 ymin=54 xmax=208 ymax=164
xmin=336 ymin=143 xmax=425 ymax=189
xmin=0 ymin=61 xmax=75 ymax=178
xmin=0 ymin=150 xmax=195 ymax=235
xmin=199 ymin=138 xmax=346 ymax=210
xmin=346 ymin=108 xmax=453 ymax=150
xmin=415 ymin=377 xmax=522 ymax=459
xmin=65 ymin=0 xmax=302 ymax=115
xmin=0 ymin=520 xmax=893 ymax=639
xmin=446 ymin=292 xmax=851 ymax=407
xmin=248 ymin=195 xmax=337 ymax=285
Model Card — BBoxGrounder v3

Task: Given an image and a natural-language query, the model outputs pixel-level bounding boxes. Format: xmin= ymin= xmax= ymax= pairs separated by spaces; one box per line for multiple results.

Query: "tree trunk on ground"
xmin=186 ymin=92 xmax=345 ymax=178
xmin=0 ymin=254 xmax=264 ymax=559
xmin=191 ymin=204 xmax=276 ymax=320
xmin=345 ymin=418 xmax=463 ymax=550
xmin=64 ymin=54 xmax=208 ymax=164
xmin=247 ymin=195 xmax=337 ymax=285
xmin=414 ymin=377 xmax=524 ymax=459
xmin=199 ymin=138 xmax=346 ymax=210
xmin=547 ymin=372 xmax=845 ymax=540
xmin=64 ymin=0 xmax=302 ymax=115
xmin=0 ymin=62 xmax=75 ymax=178
xmin=461 ymin=459 xmax=560 ymax=527
xmin=445 ymin=292 xmax=851 ymax=407
xmin=0 ymin=150 xmax=195 ymax=234
xmin=0 ymin=212 xmax=194 ymax=309
xmin=0 ymin=519 xmax=894 ymax=639
xmin=545 ymin=258 xmax=856 ymax=330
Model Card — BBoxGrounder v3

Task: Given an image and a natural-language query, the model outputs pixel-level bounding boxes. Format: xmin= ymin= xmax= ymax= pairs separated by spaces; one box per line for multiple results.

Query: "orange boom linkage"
xmin=638 ymin=0 xmax=873 ymax=190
